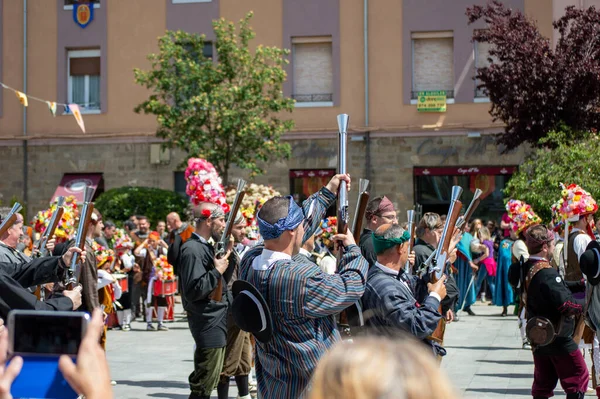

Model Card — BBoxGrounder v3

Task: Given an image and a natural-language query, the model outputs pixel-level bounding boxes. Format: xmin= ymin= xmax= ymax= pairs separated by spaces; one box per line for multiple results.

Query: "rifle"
xmin=212 ymin=178 xmax=247 ymax=302
xmin=403 ymin=209 xmax=416 ymax=276
xmin=66 ymin=187 xmax=95 ymax=289
xmin=336 ymin=114 xmax=349 ymax=246
xmin=0 ymin=203 xmax=23 ymax=238
xmin=430 ymin=186 xmax=463 ymax=283
xmin=35 ymin=196 xmax=65 ymax=255
xmin=351 ymin=179 xmax=370 ymax=242
xmin=428 ymin=186 xmax=462 ymax=345
xmin=455 ymin=189 xmax=483 ymax=232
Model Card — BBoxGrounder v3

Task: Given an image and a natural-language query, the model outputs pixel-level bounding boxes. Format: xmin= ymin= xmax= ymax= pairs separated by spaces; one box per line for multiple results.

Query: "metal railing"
xmin=411 ymin=90 xmax=454 ymax=100
xmin=292 ymin=93 xmax=333 ymax=103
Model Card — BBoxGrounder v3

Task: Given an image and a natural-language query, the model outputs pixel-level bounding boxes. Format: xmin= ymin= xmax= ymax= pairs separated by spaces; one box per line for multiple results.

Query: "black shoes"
xmin=464 ymin=307 xmax=476 ymax=316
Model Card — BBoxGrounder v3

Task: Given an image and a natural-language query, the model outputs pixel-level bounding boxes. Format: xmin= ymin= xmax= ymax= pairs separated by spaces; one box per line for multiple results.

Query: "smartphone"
xmin=7 ymin=310 xmax=90 ymax=399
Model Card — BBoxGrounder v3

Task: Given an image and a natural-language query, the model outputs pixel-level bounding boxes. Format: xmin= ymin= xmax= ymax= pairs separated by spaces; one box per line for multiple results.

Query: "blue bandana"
xmin=257 ymin=196 xmax=304 ymax=240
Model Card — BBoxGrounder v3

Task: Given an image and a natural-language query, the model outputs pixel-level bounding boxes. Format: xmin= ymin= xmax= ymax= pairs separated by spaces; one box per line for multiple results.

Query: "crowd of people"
xmin=0 ymin=176 xmax=599 ymax=399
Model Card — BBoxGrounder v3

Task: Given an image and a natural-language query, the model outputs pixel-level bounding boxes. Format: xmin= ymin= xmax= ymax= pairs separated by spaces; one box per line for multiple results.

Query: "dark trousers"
xmin=131 ymin=281 xmax=142 ymax=317
xmin=189 ymin=346 xmax=226 ymax=397
xmin=532 ymin=350 xmax=589 ymax=397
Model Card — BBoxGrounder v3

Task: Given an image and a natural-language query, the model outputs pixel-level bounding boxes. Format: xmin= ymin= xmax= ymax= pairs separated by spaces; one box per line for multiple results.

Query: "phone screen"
xmin=12 ymin=313 xmax=86 ymax=356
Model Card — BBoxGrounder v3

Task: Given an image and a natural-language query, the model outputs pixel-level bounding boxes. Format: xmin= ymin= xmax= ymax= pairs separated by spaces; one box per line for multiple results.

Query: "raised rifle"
xmin=427 ymin=186 xmax=463 ymax=345
xmin=35 ymin=196 xmax=65 ymax=256
xmin=403 ymin=209 xmax=416 ymax=277
xmin=455 ymin=189 xmax=483 ymax=232
xmin=429 ymin=186 xmax=463 ymax=282
xmin=66 ymin=187 xmax=95 ymax=289
xmin=212 ymin=178 xmax=247 ymax=302
xmin=351 ymin=178 xmax=370 ymax=242
xmin=336 ymin=114 xmax=349 ymax=245
xmin=0 ymin=203 xmax=23 ymax=238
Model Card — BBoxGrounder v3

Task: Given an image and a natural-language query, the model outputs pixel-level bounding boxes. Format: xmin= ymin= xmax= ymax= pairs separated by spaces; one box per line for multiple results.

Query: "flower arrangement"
xmin=225 ymin=183 xmax=281 ymax=238
xmin=184 ymin=157 xmax=229 ymax=212
xmin=92 ymin=240 xmax=114 ymax=268
xmin=31 ymin=195 xmax=79 ymax=243
xmin=154 ymin=255 xmax=175 ymax=281
xmin=556 ymin=183 xmax=598 ymax=221
xmin=505 ymin=199 xmax=541 ymax=234
xmin=113 ymin=228 xmax=133 ymax=253
xmin=317 ymin=216 xmax=338 ymax=249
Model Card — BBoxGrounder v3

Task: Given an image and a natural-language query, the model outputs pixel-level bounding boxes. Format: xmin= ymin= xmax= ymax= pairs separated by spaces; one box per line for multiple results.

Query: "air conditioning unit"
xmin=150 ymin=144 xmax=171 ymax=165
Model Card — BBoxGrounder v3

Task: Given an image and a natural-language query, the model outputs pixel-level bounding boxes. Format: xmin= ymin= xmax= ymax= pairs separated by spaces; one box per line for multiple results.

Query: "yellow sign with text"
xmin=416 ymin=91 xmax=447 ymax=113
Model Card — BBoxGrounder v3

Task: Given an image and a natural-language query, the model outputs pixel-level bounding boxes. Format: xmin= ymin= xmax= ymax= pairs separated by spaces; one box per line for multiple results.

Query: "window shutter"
xmin=293 ymin=41 xmax=333 ymax=102
xmin=475 ymin=41 xmax=495 ymax=97
xmin=412 ymin=37 xmax=454 ymax=95
xmin=70 ymin=57 xmax=100 ymax=76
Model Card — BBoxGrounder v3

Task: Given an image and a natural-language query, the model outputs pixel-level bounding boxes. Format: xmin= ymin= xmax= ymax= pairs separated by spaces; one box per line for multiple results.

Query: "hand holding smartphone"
xmin=8 ymin=310 xmax=89 ymax=399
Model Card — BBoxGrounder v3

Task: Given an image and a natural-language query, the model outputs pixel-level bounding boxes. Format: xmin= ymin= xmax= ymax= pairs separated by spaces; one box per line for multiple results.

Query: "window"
xmin=414 ymin=167 xmax=514 ymax=223
xmin=290 ymin=169 xmax=336 ymax=217
xmin=474 ymin=39 xmax=494 ymax=99
xmin=411 ymin=32 xmax=454 ymax=100
xmin=64 ymin=0 xmax=100 ymax=9
xmin=292 ymin=37 xmax=333 ymax=107
xmin=68 ymin=49 xmax=101 ymax=113
xmin=174 ymin=172 xmax=188 ymax=198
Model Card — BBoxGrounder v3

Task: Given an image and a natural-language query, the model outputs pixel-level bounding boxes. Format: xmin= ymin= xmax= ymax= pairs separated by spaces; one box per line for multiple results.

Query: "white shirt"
xmin=571 ymin=228 xmax=592 ymax=262
xmin=251 ymin=249 xmax=291 ymax=271
xmin=298 ymin=248 xmax=312 ymax=259
xmin=97 ymin=269 xmax=122 ymax=300
xmin=374 ymin=262 xmax=442 ymax=303
xmin=512 ymin=239 xmax=529 ymax=262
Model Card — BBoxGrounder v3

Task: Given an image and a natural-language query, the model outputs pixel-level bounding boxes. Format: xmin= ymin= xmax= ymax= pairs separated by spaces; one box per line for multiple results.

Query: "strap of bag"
xmin=523 ymin=261 xmax=552 ymax=304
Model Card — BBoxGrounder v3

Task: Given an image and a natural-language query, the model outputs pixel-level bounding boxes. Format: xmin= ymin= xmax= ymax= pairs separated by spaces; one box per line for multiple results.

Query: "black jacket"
xmin=178 ymin=235 xmax=236 ymax=348
xmin=0 ymin=256 xmax=73 ymax=320
xmin=525 ymin=259 xmax=585 ymax=356
xmin=359 ymin=229 xmax=377 ymax=267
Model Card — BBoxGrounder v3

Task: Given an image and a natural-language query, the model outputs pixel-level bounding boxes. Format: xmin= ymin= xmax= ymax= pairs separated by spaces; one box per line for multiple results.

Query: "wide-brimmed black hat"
xmin=581 ymin=240 xmax=600 ymax=286
xmin=232 ymin=280 xmax=273 ymax=343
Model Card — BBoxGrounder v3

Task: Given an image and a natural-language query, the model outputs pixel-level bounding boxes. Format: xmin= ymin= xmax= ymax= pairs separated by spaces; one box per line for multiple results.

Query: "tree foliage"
xmin=467 ymin=2 xmax=600 ymax=151
xmin=504 ymin=129 xmax=600 ymax=221
xmin=134 ymin=12 xmax=294 ymax=184
xmin=95 ymin=186 xmax=189 ymax=227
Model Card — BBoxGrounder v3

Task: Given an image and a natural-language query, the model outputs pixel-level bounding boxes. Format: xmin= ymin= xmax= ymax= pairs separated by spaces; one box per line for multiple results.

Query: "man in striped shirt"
xmin=239 ymin=174 xmax=369 ymax=399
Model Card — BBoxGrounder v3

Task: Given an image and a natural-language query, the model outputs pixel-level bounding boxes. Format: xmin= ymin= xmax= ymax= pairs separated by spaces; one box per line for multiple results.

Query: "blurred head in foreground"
xmin=309 ymin=336 xmax=458 ymax=399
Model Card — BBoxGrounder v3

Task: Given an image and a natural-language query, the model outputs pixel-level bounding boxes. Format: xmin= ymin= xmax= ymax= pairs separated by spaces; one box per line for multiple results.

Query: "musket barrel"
xmin=337 ymin=114 xmax=349 ymax=233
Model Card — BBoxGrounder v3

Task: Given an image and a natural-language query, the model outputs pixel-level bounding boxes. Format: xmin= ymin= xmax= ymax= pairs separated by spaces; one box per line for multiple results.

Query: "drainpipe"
xmin=22 ymin=0 xmax=28 ymax=217
xmin=364 ymin=0 xmax=371 ymax=183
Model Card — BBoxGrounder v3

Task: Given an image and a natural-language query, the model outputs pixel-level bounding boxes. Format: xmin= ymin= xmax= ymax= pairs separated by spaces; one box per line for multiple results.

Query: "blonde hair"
xmin=478 ymin=226 xmax=491 ymax=241
xmin=309 ymin=337 xmax=458 ymax=399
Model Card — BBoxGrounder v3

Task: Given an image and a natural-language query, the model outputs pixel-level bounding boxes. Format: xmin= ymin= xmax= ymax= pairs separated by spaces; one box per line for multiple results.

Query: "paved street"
xmin=107 ymin=301 xmax=595 ymax=398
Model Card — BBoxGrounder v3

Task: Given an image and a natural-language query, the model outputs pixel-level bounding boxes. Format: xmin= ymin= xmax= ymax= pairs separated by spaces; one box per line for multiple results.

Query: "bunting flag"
xmin=0 ymin=80 xmax=89 ymax=135
xmin=68 ymin=104 xmax=86 ymax=134
xmin=15 ymin=91 xmax=28 ymax=107
xmin=46 ymin=101 xmax=57 ymax=117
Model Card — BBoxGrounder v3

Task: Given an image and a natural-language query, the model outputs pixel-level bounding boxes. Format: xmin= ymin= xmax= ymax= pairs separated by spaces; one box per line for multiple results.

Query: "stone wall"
xmin=0 ymin=134 xmax=526 ymax=222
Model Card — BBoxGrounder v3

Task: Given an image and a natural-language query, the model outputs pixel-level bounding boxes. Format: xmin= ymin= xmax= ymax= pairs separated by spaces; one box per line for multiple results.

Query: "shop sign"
xmin=416 ymin=91 xmax=447 ymax=113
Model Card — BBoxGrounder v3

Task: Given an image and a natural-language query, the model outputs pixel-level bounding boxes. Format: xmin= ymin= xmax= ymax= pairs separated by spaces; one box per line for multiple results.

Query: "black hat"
xmin=581 ymin=240 xmax=600 ymax=286
xmin=232 ymin=280 xmax=273 ymax=343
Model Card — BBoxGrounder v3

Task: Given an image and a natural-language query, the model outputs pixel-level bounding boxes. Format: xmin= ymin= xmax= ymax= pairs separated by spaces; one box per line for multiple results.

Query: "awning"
xmin=51 ymin=173 xmax=104 ymax=204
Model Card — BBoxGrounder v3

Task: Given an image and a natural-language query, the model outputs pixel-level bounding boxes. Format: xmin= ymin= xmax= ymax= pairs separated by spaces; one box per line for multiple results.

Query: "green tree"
xmin=504 ymin=129 xmax=600 ymax=221
xmin=134 ymin=12 xmax=294 ymax=184
xmin=95 ymin=186 xmax=189 ymax=227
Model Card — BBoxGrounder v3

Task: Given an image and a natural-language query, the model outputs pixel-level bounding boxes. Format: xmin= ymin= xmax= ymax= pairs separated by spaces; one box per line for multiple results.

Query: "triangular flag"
xmin=15 ymin=91 xmax=28 ymax=107
xmin=46 ymin=101 xmax=57 ymax=117
xmin=68 ymin=104 xmax=86 ymax=134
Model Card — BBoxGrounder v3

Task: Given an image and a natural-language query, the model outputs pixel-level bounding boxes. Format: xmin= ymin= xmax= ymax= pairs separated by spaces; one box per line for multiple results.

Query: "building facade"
xmin=0 ymin=0 xmax=563 ymax=222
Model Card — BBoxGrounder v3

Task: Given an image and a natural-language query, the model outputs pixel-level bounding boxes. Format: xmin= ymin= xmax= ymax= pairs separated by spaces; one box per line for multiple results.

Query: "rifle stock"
xmin=456 ymin=189 xmax=483 ymax=232
xmin=0 ymin=203 xmax=23 ymax=238
xmin=351 ymin=179 xmax=370 ymax=242
xmin=212 ymin=179 xmax=247 ymax=302
xmin=36 ymin=197 xmax=65 ymax=254
xmin=66 ymin=188 xmax=94 ymax=288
